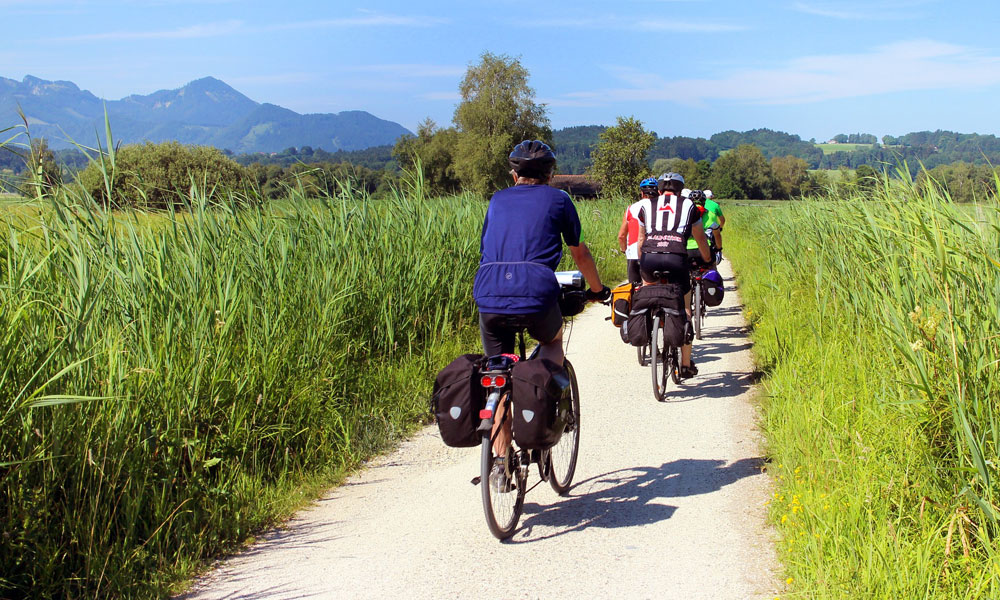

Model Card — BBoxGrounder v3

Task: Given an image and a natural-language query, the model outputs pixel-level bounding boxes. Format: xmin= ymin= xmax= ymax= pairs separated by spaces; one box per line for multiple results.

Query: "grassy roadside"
xmin=725 ymin=188 xmax=1000 ymax=597
xmin=0 ymin=181 xmax=627 ymax=599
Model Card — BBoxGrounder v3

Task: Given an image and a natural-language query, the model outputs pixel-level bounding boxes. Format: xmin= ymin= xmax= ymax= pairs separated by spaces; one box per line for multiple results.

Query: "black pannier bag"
xmin=632 ymin=284 xmax=689 ymax=347
xmin=510 ymin=358 xmax=572 ymax=450
xmin=432 ymin=354 xmax=486 ymax=447
xmin=622 ymin=307 xmax=650 ymax=347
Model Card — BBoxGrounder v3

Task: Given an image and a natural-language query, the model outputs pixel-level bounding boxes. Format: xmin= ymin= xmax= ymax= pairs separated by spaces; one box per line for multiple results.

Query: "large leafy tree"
xmin=770 ymin=155 xmax=810 ymax=199
xmin=589 ymin=116 xmax=655 ymax=199
xmin=452 ymin=52 xmax=551 ymax=198
xmin=709 ymin=144 xmax=779 ymax=199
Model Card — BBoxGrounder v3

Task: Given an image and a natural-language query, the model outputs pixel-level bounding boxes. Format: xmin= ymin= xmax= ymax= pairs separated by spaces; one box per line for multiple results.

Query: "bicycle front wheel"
xmin=548 ymin=359 xmax=581 ymax=494
xmin=480 ymin=417 xmax=524 ymax=540
xmin=650 ymin=313 xmax=668 ymax=401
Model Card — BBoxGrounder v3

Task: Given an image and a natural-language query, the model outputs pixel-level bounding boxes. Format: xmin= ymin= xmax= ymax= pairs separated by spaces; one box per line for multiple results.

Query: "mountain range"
xmin=0 ymin=75 xmax=412 ymax=153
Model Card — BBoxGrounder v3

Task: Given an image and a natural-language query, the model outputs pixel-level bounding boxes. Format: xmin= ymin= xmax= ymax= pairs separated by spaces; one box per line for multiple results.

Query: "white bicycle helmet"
xmin=704 ymin=189 xmax=714 ymax=199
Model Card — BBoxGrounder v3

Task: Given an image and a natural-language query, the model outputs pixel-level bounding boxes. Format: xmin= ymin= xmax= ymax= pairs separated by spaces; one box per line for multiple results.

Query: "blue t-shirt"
xmin=473 ymin=184 xmax=582 ymax=314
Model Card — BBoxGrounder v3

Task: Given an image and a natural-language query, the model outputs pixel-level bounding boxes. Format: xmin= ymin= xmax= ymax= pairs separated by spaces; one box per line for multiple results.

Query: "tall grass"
xmin=726 ymin=178 xmax=1000 ymax=597
xmin=0 ymin=158 xmax=628 ymax=597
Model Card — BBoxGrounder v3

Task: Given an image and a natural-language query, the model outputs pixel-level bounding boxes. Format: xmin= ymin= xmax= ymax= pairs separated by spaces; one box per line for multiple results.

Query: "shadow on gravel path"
xmin=512 ymin=457 xmax=765 ymax=543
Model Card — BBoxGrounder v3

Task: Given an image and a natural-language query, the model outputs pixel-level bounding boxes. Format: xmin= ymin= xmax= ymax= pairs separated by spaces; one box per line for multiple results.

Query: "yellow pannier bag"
xmin=610 ymin=282 xmax=634 ymax=327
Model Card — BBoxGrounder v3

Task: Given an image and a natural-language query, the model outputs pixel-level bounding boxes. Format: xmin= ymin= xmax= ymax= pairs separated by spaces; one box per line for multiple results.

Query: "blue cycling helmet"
xmin=639 ymin=177 xmax=658 ymax=191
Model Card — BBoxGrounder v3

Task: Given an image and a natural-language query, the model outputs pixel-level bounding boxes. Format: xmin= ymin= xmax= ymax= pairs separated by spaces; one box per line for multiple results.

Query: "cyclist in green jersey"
xmin=703 ymin=190 xmax=724 ymax=260
xmin=686 ymin=190 xmax=723 ymax=263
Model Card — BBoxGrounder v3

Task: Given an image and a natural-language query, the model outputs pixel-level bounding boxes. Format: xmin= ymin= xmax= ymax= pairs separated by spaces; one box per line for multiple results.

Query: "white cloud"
xmin=525 ymin=16 xmax=744 ymax=33
xmin=53 ymin=19 xmax=244 ymax=41
xmin=792 ymin=0 xmax=938 ymax=20
xmin=336 ymin=64 xmax=464 ymax=78
xmin=49 ymin=12 xmax=447 ymax=42
xmin=560 ymin=40 xmax=1000 ymax=106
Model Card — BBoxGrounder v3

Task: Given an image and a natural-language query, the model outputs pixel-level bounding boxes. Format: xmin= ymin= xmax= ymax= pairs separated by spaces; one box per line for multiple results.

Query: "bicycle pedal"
xmin=471 ymin=476 xmax=481 ymax=486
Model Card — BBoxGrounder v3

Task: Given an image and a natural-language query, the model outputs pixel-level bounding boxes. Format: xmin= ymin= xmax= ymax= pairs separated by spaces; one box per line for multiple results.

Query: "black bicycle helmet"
xmin=689 ymin=189 xmax=706 ymax=204
xmin=508 ymin=140 xmax=556 ymax=178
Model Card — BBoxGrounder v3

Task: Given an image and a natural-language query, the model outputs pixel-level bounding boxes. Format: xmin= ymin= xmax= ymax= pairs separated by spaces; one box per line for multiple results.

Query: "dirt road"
xmin=181 ymin=261 xmax=779 ymax=600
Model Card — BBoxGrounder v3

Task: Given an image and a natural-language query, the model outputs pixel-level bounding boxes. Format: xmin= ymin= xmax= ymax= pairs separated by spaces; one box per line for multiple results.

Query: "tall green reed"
xmin=727 ymin=177 xmax=1000 ymax=597
xmin=0 ymin=151 xmax=627 ymax=597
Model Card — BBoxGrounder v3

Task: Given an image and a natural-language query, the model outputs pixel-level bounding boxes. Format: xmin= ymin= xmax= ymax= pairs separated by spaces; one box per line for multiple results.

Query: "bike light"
xmin=479 ymin=409 xmax=493 ymax=419
xmin=493 ymin=375 xmax=506 ymax=387
xmin=480 ymin=375 xmax=493 ymax=387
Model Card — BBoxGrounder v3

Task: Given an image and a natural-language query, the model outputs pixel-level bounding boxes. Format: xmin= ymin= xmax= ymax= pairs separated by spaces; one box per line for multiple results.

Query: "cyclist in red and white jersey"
xmin=617 ymin=177 xmax=658 ymax=285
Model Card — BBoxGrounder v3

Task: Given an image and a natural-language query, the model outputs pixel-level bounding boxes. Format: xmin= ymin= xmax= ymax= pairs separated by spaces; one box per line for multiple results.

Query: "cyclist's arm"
xmin=568 ymin=243 xmax=603 ymax=292
xmin=617 ymin=210 xmax=629 ymax=252
xmin=691 ymin=222 xmax=712 ymax=264
xmin=713 ymin=227 xmax=723 ymax=250
xmin=636 ymin=226 xmax=646 ymax=259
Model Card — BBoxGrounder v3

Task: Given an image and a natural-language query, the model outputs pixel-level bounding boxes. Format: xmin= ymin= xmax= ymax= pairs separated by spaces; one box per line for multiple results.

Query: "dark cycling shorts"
xmin=639 ymin=252 xmax=690 ymax=295
xmin=479 ymin=302 xmax=563 ymax=357
xmin=627 ymin=259 xmax=641 ymax=286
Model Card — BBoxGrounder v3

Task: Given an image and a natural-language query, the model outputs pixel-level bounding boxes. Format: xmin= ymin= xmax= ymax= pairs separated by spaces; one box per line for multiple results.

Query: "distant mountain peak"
xmin=0 ymin=74 xmax=412 ymax=152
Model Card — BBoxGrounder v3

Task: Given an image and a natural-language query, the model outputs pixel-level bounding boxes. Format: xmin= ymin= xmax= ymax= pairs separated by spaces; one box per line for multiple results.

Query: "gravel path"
xmin=181 ymin=260 xmax=779 ymax=600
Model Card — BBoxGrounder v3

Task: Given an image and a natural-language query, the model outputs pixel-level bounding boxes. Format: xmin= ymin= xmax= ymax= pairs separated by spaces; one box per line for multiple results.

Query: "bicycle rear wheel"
xmin=693 ymin=283 xmax=703 ymax=340
xmin=480 ymin=414 xmax=525 ymax=540
xmin=650 ymin=313 xmax=668 ymax=401
xmin=548 ymin=360 xmax=580 ymax=494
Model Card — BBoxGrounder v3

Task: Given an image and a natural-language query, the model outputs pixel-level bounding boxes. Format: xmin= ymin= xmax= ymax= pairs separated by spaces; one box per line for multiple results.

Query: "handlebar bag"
xmin=610 ymin=282 xmax=633 ymax=327
xmin=511 ymin=358 xmax=571 ymax=450
xmin=432 ymin=354 xmax=486 ymax=447
xmin=701 ymin=270 xmax=725 ymax=307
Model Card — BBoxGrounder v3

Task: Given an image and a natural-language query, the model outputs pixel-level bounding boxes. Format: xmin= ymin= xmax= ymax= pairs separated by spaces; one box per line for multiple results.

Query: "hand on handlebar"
xmin=585 ymin=285 xmax=611 ymax=303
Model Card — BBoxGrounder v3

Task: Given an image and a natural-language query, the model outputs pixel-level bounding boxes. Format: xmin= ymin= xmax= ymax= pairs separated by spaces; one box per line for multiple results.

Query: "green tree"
xmin=708 ymin=144 xmax=779 ymax=199
xmin=77 ymin=141 xmax=248 ymax=209
xmin=589 ymin=116 xmax=655 ymax=199
xmin=770 ymin=155 xmax=810 ymax=199
xmin=392 ymin=118 xmax=461 ymax=195
xmin=452 ymin=52 xmax=551 ymax=198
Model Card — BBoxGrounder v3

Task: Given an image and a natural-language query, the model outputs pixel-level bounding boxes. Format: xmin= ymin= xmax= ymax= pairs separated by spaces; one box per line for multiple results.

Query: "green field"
xmin=728 ymin=186 xmax=1000 ymax=597
xmin=815 ymin=142 xmax=874 ymax=154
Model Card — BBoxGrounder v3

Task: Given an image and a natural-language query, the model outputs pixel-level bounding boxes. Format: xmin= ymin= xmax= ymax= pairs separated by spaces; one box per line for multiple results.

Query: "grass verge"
xmin=725 ymin=181 xmax=1000 ymax=597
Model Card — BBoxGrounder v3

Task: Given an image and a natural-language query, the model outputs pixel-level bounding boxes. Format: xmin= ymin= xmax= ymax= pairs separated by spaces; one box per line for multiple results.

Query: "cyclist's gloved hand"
xmin=714 ymin=247 xmax=723 ymax=263
xmin=585 ymin=285 xmax=611 ymax=303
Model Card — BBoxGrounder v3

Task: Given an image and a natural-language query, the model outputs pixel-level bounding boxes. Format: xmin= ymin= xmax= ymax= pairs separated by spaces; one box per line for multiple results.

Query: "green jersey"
xmin=686 ymin=201 xmax=724 ymax=249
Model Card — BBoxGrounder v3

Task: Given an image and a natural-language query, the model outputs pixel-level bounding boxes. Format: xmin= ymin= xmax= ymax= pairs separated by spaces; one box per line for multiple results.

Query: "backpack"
xmin=431 ymin=354 xmax=486 ymax=447
xmin=701 ymin=270 xmax=725 ymax=307
xmin=510 ymin=359 xmax=572 ymax=450
xmin=610 ymin=282 xmax=634 ymax=327
xmin=631 ymin=284 xmax=690 ymax=348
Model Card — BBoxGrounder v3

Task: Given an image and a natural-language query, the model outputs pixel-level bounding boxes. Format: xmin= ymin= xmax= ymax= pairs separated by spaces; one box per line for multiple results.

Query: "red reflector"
xmin=480 ymin=376 xmax=493 ymax=387
xmin=494 ymin=375 xmax=506 ymax=388
xmin=480 ymin=409 xmax=493 ymax=419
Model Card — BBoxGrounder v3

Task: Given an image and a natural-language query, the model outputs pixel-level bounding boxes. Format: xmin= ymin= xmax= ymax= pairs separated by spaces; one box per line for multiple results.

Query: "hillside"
xmin=0 ymin=75 xmax=411 ymax=152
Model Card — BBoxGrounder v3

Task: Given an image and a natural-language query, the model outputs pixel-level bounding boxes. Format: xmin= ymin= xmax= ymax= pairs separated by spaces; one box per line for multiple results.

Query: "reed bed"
xmin=0 ymin=169 xmax=627 ymax=597
xmin=726 ymin=179 xmax=1000 ymax=597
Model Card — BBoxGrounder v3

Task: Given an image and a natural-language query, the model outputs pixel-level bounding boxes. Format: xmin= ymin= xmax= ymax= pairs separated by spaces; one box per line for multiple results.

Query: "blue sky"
xmin=4 ymin=0 xmax=1000 ymax=140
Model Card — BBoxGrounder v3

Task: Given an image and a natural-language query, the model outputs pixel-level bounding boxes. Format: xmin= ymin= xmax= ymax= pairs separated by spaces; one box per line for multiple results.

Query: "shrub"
xmin=76 ymin=141 xmax=248 ymax=209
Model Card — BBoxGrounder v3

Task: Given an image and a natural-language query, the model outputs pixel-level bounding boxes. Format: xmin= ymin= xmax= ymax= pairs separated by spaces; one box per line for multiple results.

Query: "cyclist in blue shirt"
xmin=474 ymin=140 xmax=609 ymax=367
xmin=474 ymin=141 xmax=609 ymax=478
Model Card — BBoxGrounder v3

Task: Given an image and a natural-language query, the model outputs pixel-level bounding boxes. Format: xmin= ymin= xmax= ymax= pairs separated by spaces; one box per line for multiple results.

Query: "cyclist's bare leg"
xmin=684 ymin=290 xmax=693 ymax=319
xmin=682 ymin=343 xmax=693 ymax=368
xmin=492 ymin=392 xmax=511 ymax=457
xmin=537 ymin=326 xmax=565 ymax=365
